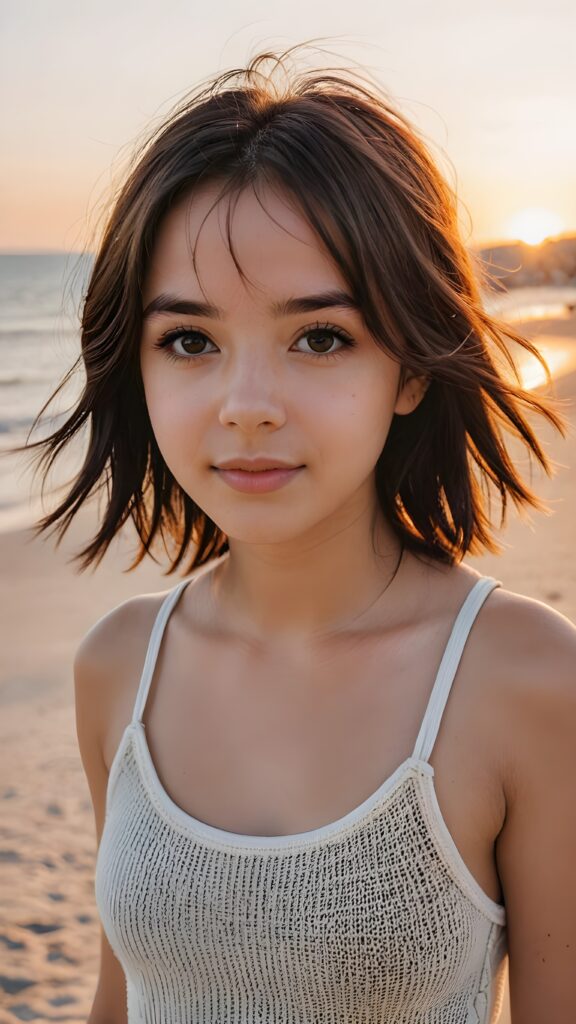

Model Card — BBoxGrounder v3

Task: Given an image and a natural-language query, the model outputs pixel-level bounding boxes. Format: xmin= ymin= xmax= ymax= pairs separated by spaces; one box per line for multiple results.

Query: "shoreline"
xmin=1 ymin=316 xmax=575 ymax=695
xmin=1 ymin=314 xmax=575 ymax=707
xmin=1 ymin=312 xmax=575 ymax=540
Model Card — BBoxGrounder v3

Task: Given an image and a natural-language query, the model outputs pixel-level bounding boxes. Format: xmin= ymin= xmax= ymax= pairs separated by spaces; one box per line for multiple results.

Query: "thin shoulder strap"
xmin=131 ymin=576 xmax=194 ymax=726
xmin=411 ymin=576 xmax=501 ymax=762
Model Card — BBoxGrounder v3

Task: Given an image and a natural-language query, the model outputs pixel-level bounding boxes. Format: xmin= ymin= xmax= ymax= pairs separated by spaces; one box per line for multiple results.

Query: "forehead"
xmin=142 ymin=182 xmax=346 ymax=305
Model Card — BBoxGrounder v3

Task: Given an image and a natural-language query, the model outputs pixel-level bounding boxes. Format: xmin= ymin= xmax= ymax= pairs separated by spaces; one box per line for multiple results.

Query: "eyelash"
xmin=151 ymin=321 xmax=357 ymax=365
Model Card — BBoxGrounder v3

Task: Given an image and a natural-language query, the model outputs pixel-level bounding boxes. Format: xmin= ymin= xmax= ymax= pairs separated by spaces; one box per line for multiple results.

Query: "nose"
xmin=217 ymin=357 xmax=287 ymax=432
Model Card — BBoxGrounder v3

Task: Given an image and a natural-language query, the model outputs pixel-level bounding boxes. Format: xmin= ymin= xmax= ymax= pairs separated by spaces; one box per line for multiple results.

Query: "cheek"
xmin=141 ymin=370 xmax=206 ymax=471
xmin=142 ymin=349 xmax=192 ymax=418
xmin=314 ymin=380 xmax=394 ymax=472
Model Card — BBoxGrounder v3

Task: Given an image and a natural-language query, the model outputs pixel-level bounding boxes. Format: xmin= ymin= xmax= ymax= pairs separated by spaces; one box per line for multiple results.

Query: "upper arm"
xmin=74 ymin=602 xmax=138 ymax=1024
xmin=494 ymin=599 xmax=576 ymax=1022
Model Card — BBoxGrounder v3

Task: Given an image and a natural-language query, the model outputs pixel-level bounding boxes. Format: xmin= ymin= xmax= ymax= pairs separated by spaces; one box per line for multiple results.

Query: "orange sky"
xmin=1 ymin=2 xmax=575 ymax=252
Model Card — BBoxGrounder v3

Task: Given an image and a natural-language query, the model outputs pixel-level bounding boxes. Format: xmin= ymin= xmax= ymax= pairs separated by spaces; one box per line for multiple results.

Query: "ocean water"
xmin=1 ymin=252 xmax=575 ymax=535
xmin=0 ymin=253 xmax=93 ymax=533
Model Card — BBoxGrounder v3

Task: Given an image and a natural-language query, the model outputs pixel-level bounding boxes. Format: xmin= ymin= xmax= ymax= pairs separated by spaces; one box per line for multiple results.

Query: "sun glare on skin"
xmin=503 ymin=207 xmax=565 ymax=246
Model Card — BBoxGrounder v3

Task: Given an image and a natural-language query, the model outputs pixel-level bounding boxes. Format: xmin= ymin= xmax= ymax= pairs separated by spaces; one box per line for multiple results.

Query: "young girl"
xmin=18 ymin=47 xmax=576 ymax=1024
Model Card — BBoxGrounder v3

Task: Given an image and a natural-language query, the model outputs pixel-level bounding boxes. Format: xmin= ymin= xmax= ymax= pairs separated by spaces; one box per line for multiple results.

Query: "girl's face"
xmin=140 ymin=182 xmax=426 ymax=548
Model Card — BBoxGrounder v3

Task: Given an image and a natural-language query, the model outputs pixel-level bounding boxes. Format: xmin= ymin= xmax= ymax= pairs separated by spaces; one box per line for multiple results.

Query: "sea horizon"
xmin=1 ymin=252 xmax=575 ymax=537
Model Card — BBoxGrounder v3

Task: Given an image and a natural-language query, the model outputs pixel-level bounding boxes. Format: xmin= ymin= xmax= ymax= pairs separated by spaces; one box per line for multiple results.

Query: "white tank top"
xmin=95 ymin=569 xmax=508 ymax=1023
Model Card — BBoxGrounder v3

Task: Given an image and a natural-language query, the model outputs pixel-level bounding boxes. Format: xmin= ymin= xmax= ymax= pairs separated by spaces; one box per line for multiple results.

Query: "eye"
xmin=292 ymin=323 xmax=357 ymax=360
xmin=151 ymin=321 xmax=357 ymax=365
xmin=152 ymin=328 xmax=216 ymax=363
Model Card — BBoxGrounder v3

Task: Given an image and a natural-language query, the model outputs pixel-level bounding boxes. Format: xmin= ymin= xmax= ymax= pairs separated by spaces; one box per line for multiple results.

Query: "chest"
xmin=96 ymin=751 xmax=505 ymax=1022
xmin=105 ymin=619 xmax=505 ymax=906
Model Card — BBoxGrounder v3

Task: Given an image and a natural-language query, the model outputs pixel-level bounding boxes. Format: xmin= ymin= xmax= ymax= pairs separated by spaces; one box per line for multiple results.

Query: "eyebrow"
xmin=142 ymin=289 xmax=359 ymax=321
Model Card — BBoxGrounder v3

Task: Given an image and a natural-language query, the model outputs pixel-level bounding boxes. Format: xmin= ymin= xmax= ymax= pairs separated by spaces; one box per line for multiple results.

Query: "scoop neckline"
xmin=103 ymin=721 xmax=506 ymax=923
xmin=130 ymin=719 xmax=432 ymax=849
xmin=128 ymin=571 xmax=497 ymax=851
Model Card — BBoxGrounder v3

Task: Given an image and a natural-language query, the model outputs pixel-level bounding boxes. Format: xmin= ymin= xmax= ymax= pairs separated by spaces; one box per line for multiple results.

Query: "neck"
xmin=206 ymin=507 xmax=422 ymax=650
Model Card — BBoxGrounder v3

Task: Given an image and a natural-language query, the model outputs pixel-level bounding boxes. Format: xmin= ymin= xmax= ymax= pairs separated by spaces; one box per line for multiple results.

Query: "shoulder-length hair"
xmin=11 ymin=47 xmax=569 ymax=575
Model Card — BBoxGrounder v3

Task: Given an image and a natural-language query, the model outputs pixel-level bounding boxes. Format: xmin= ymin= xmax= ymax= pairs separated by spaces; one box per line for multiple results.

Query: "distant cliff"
xmin=473 ymin=235 xmax=576 ymax=289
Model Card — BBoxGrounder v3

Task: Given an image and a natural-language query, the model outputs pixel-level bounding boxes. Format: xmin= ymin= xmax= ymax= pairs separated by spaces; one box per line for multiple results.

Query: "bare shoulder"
xmin=423 ymin=557 xmax=576 ymax=722
xmin=479 ymin=583 xmax=576 ymax=691
xmin=474 ymin=584 xmax=576 ymax=787
xmin=73 ymin=585 xmax=171 ymax=679
xmin=72 ymin=585 xmax=173 ymax=762
xmin=73 ymin=586 xmax=171 ymax=691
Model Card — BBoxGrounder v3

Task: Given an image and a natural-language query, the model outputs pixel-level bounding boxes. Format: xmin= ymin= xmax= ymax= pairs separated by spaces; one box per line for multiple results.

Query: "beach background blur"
xmin=1 ymin=2 xmax=576 ymax=1021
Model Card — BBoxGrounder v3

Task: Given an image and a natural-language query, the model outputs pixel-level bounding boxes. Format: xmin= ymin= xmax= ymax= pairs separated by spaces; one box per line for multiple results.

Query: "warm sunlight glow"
xmin=502 ymin=338 xmax=575 ymax=392
xmin=520 ymin=345 xmax=571 ymax=390
xmin=503 ymin=207 xmax=565 ymax=246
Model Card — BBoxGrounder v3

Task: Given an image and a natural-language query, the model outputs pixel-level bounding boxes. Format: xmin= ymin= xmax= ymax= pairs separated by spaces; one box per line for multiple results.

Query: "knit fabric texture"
xmin=95 ymin=571 xmax=508 ymax=1023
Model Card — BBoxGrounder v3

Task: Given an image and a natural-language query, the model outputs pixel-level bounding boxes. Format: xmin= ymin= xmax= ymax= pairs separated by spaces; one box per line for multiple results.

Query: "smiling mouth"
xmin=212 ymin=465 xmax=305 ymax=472
xmin=215 ymin=467 xmax=304 ymax=472
xmin=212 ymin=465 xmax=305 ymax=493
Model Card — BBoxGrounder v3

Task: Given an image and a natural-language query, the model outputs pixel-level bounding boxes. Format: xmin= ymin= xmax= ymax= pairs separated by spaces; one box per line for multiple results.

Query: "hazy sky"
xmin=1 ymin=0 xmax=575 ymax=251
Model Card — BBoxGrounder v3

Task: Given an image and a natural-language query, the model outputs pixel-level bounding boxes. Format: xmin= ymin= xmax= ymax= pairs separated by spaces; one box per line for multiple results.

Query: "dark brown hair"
xmin=10 ymin=45 xmax=569 ymax=575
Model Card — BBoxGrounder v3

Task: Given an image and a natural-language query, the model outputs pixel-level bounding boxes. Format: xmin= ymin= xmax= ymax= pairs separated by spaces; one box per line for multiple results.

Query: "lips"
xmin=214 ymin=458 xmax=302 ymax=472
xmin=220 ymin=468 xmax=295 ymax=473
xmin=214 ymin=465 xmax=304 ymax=493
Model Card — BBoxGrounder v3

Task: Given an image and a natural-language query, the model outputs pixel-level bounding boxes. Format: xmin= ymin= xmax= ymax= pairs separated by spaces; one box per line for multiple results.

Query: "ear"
xmin=394 ymin=373 xmax=430 ymax=416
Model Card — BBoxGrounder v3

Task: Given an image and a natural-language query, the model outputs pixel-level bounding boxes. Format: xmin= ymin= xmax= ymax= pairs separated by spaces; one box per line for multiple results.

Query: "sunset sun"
xmin=503 ymin=207 xmax=565 ymax=246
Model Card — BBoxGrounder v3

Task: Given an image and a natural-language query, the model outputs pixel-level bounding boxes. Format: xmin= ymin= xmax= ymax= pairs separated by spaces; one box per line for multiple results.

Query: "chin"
xmin=212 ymin=514 xmax=313 ymax=547
xmin=222 ymin=526 xmax=306 ymax=546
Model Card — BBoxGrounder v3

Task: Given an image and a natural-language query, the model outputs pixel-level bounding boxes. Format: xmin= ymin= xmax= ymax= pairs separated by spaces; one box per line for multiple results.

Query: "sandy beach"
xmin=1 ymin=313 xmax=575 ymax=1022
